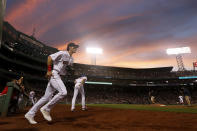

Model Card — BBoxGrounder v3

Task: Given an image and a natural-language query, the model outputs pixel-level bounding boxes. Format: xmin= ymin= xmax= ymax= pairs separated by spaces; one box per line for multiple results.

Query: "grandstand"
xmin=1 ymin=21 xmax=197 ymax=105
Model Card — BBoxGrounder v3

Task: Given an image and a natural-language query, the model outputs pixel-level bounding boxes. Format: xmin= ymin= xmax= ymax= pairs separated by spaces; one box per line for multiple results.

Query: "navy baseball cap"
xmin=81 ymin=74 xmax=86 ymax=77
xmin=67 ymin=42 xmax=79 ymax=51
xmin=68 ymin=42 xmax=79 ymax=48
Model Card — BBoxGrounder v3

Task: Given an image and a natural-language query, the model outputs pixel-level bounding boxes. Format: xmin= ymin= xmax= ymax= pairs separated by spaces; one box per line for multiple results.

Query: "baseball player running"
xmin=71 ymin=75 xmax=87 ymax=111
xmin=25 ymin=42 xmax=79 ymax=124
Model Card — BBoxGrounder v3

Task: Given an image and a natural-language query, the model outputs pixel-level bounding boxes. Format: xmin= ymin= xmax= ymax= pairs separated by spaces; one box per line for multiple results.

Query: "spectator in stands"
xmin=0 ymin=77 xmax=27 ymax=113
xmin=0 ymin=77 xmax=24 ymax=95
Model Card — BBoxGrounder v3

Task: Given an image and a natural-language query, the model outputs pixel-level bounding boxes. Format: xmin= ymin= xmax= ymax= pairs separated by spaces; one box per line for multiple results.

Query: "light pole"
xmin=166 ymin=47 xmax=191 ymax=71
xmin=86 ymin=47 xmax=103 ymax=65
xmin=0 ymin=0 xmax=7 ymax=48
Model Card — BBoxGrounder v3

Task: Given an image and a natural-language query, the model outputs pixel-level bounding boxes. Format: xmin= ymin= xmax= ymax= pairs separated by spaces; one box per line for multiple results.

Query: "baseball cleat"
xmin=71 ymin=108 xmax=75 ymax=112
xmin=25 ymin=114 xmax=37 ymax=124
xmin=82 ymin=108 xmax=87 ymax=111
xmin=40 ymin=108 xmax=52 ymax=122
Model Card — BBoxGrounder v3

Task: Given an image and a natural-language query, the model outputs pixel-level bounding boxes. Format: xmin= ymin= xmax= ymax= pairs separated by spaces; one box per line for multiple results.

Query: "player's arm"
xmin=20 ymin=85 xmax=25 ymax=92
xmin=46 ymin=56 xmax=53 ymax=79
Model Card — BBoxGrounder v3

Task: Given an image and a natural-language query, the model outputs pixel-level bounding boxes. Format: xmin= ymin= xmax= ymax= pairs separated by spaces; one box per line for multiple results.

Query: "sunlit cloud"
xmin=4 ymin=0 xmax=197 ymax=70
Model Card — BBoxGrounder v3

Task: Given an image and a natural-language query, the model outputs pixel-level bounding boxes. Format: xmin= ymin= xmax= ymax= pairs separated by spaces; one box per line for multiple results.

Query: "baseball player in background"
xmin=182 ymin=87 xmax=191 ymax=106
xmin=178 ymin=95 xmax=184 ymax=104
xmin=29 ymin=91 xmax=37 ymax=106
xmin=71 ymin=75 xmax=87 ymax=111
xmin=25 ymin=42 xmax=79 ymax=124
xmin=149 ymin=90 xmax=156 ymax=104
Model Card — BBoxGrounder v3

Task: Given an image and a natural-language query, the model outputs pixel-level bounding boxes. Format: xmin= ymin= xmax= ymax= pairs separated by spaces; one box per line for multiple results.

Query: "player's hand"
xmin=45 ymin=71 xmax=52 ymax=80
xmin=20 ymin=85 xmax=25 ymax=91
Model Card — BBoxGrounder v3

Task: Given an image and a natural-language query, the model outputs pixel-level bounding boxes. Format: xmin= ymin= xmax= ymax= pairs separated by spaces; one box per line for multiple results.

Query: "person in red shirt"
xmin=0 ymin=77 xmax=24 ymax=96
xmin=0 ymin=77 xmax=26 ymax=114
xmin=0 ymin=86 xmax=9 ymax=95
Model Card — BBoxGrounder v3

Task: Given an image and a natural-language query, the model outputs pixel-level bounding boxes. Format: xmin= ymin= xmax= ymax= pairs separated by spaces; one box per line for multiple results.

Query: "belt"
xmin=53 ymin=69 xmax=60 ymax=74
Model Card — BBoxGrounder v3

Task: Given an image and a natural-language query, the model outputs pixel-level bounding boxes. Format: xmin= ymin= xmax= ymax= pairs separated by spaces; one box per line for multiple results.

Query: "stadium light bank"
xmin=86 ymin=47 xmax=103 ymax=65
xmin=166 ymin=47 xmax=191 ymax=71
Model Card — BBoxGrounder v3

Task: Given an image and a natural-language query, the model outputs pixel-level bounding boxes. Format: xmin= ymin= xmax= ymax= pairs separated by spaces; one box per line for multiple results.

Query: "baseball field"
xmin=1 ymin=104 xmax=197 ymax=131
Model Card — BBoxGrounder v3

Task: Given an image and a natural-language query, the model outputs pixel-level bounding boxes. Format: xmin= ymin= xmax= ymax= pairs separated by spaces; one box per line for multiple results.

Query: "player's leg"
xmin=180 ymin=98 xmax=184 ymax=105
xmin=71 ymin=84 xmax=79 ymax=111
xmin=185 ymin=96 xmax=191 ymax=106
xmin=25 ymin=82 xmax=55 ymax=124
xmin=80 ymin=86 xmax=86 ymax=110
xmin=151 ymin=96 xmax=154 ymax=104
xmin=41 ymin=75 xmax=67 ymax=113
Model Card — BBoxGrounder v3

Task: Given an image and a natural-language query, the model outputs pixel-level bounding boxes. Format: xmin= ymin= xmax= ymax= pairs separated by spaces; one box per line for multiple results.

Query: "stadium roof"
xmin=74 ymin=63 xmax=173 ymax=73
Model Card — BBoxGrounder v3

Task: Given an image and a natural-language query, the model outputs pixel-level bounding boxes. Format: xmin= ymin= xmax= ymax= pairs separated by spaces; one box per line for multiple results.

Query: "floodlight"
xmin=86 ymin=47 xmax=103 ymax=54
xmin=166 ymin=47 xmax=191 ymax=71
xmin=166 ymin=47 xmax=191 ymax=55
xmin=86 ymin=47 xmax=103 ymax=65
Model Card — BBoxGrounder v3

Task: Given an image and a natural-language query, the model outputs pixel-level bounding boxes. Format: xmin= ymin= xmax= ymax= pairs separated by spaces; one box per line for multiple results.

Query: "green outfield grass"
xmin=87 ymin=104 xmax=197 ymax=114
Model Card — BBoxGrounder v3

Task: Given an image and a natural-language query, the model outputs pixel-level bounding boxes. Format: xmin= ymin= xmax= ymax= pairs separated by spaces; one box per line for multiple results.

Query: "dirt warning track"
xmin=1 ymin=104 xmax=197 ymax=131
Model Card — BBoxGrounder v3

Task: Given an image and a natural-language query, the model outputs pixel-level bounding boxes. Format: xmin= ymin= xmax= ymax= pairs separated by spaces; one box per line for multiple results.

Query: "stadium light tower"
xmin=166 ymin=47 xmax=191 ymax=71
xmin=86 ymin=47 xmax=103 ymax=65
xmin=0 ymin=0 xmax=7 ymax=48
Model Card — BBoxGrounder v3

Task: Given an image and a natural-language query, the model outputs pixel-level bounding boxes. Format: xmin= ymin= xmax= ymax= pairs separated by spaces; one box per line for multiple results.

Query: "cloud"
xmin=4 ymin=0 xmax=197 ymax=70
xmin=5 ymin=0 xmax=48 ymax=25
xmin=5 ymin=0 xmax=50 ymax=36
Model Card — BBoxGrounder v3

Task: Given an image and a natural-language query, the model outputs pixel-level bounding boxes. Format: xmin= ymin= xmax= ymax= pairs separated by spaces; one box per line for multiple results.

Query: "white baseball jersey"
xmin=29 ymin=91 xmax=37 ymax=105
xmin=75 ymin=76 xmax=87 ymax=84
xmin=179 ymin=96 xmax=184 ymax=103
xmin=50 ymin=51 xmax=73 ymax=75
xmin=29 ymin=91 xmax=35 ymax=98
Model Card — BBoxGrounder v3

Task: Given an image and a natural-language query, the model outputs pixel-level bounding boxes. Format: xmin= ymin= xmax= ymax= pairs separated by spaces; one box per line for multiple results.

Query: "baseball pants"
xmin=71 ymin=83 xmax=85 ymax=110
xmin=26 ymin=71 xmax=67 ymax=117
xmin=185 ymin=96 xmax=191 ymax=105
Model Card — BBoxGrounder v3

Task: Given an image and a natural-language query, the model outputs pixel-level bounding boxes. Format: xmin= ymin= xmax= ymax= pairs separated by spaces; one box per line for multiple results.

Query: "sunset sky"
xmin=4 ymin=0 xmax=197 ymax=70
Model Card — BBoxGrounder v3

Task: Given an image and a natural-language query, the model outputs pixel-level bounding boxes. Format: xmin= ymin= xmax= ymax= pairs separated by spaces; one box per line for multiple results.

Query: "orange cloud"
xmin=5 ymin=0 xmax=48 ymax=23
xmin=37 ymin=1 xmax=103 ymax=38
xmin=5 ymin=0 xmax=197 ymax=71
xmin=5 ymin=0 xmax=49 ymax=35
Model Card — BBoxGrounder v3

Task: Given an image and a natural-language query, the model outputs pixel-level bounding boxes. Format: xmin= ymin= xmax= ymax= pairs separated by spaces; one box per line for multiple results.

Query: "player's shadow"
xmin=0 ymin=121 xmax=10 ymax=125
xmin=52 ymin=114 xmax=92 ymax=124
xmin=3 ymin=127 xmax=38 ymax=131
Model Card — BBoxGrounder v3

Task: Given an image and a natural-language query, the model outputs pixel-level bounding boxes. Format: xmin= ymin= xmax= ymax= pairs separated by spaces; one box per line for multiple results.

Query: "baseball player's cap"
xmin=67 ymin=42 xmax=79 ymax=48
xmin=81 ymin=74 xmax=86 ymax=77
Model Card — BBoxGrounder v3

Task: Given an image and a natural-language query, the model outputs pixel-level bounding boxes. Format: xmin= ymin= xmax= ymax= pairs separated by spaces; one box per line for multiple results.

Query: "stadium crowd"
xmin=46 ymin=84 xmax=197 ymax=105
